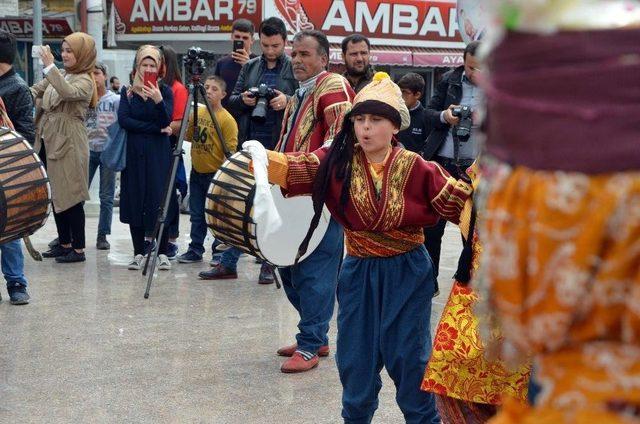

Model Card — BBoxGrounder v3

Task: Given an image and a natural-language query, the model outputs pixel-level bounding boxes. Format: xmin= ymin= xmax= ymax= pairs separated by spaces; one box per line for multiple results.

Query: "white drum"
xmin=205 ymin=151 xmax=330 ymax=266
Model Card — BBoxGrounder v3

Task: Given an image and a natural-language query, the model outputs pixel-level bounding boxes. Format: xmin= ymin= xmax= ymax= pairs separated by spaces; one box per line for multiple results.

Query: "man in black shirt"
xmin=397 ymin=73 xmax=430 ymax=154
xmin=0 ymin=30 xmax=35 ymax=145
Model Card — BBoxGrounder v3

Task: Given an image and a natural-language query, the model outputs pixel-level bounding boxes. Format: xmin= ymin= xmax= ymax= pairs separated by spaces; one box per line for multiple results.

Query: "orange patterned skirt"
xmin=476 ymin=161 xmax=640 ymax=423
xmin=422 ymin=281 xmax=529 ymax=411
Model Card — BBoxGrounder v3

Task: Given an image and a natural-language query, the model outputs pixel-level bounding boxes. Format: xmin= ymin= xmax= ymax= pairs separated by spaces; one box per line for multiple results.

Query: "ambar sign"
xmin=113 ymin=0 xmax=262 ymax=40
xmin=288 ymin=0 xmax=463 ymax=48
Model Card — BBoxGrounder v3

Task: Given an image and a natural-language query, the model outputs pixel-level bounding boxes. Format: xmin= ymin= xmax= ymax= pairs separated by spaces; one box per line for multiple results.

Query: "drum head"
xmin=255 ymin=185 xmax=330 ymax=267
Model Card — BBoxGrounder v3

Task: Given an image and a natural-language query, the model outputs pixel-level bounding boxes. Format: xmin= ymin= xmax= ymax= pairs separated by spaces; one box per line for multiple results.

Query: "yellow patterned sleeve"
xmin=265 ymin=150 xmax=290 ymax=189
xmin=251 ymin=151 xmax=322 ymax=196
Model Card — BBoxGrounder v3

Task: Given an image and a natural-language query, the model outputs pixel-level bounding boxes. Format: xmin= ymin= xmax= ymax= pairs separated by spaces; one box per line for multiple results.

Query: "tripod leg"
xmin=143 ymin=88 xmax=196 ymax=299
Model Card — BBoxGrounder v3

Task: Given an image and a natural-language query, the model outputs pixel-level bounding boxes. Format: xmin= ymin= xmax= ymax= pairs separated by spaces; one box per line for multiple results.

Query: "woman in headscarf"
xmin=31 ymin=32 xmax=97 ymax=263
xmin=118 ymin=45 xmax=174 ymax=271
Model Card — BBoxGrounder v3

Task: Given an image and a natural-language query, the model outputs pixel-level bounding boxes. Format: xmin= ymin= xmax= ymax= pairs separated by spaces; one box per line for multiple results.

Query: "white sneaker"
xmin=158 ymin=254 xmax=171 ymax=270
xmin=128 ymin=254 xmax=144 ymax=270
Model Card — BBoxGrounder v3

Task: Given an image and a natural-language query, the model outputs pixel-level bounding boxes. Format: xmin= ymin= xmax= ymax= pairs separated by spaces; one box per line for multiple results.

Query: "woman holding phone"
xmin=118 ymin=44 xmax=175 ymax=270
xmin=31 ymin=32 xmax=97 ymax=263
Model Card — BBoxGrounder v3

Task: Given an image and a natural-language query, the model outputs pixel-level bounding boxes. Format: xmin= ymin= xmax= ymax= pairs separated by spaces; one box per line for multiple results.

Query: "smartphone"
xmin=31 ymin=45 xmax=43 ymax=58
xmin=233 ymin=40 xmax=245 ymax=52
xmin=143 ymin=71 xmax=158 ymax=87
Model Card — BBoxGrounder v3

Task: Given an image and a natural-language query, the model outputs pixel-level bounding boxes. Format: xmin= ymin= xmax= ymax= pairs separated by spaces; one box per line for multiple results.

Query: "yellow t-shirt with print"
xmin=185 ymin=104 xmax=238 ymax=173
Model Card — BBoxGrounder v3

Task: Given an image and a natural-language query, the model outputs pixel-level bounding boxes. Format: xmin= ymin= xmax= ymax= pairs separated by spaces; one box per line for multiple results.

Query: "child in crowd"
xmin=86 ymin=62 xmax=119 ymax=250
xmin=397 ymin=72 xmax=431 ymax=155
xmin=177 ymin=75 xmax=238 ymax=266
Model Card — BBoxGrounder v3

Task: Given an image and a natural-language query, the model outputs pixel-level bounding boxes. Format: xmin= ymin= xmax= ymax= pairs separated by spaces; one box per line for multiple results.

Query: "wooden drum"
xmin=0 ymin=128 xmax=51 ymax=244
xmin=205 ymin=150 xmax=330 ymax=266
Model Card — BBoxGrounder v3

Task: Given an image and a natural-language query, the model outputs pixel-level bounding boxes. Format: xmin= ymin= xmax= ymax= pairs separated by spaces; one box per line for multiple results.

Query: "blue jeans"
xmin=279 ymin=218 xmax=343 ymax=354
xmin=220 ymin=246 xmax=243 ymax=271
xmin=88 ymin=150 xmax=116 ymax=236
xmin=336 ymin=246 xmax=439 ymax=424
xmin=187 ymin=170 xmax=215 ymax=256
xmin=1 ymin=239 xmax=27 ymax=287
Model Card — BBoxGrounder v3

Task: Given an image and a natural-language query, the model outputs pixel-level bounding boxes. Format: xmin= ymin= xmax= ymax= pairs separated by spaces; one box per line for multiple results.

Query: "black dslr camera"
xmin=451 ymin=105 xmax=473 ymax=142
xmin=183 ymin=47 xmax=216 ymax=76
xmin=247 ymin=83 xmax=277 ymax=123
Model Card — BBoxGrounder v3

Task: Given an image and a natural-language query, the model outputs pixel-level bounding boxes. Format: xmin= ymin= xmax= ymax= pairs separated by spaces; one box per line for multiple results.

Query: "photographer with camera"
xmin=228 ymin=17 xmax=297 ymax=152
xmin=199 ymin=17 xmax=297 ymax=284
xmin=422 ymin=41 xmax=483 ymax=286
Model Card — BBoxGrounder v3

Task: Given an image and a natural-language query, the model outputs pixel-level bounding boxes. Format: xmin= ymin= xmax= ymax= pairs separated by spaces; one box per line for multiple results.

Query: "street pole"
xmin=87 ymin=0 xmax=103 ymax=59
xmin=32 ymin=0 xmax=43 ymax=83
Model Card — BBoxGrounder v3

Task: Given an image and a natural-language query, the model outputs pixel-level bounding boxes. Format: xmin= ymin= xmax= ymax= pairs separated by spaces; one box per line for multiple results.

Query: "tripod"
xmin=143 ymin=69 xmax=232 ymax=299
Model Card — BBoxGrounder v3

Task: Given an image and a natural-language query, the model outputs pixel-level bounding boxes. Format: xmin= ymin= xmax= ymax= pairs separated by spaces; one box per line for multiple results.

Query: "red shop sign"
xmin=113 ymin=0 xmax=263 ymax=41
xmin=272 ymin=0 xmax=464 ymax=48
xmin=0 ymin=18 xmax=73 ymax=39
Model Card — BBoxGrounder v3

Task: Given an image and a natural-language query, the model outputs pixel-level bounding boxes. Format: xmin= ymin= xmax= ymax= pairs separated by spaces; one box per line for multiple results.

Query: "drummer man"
xmin=278 ymin=30 xmax=355 ymax=373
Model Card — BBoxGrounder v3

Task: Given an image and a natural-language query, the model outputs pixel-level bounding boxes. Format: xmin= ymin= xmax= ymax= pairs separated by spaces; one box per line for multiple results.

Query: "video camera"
xmin=183 ymin=47 xmax=216 ymax=77
xmin=451 ymin=105 xmax=473 ymax=142
xmin=247 ymin=83 xmax=277 ymax=123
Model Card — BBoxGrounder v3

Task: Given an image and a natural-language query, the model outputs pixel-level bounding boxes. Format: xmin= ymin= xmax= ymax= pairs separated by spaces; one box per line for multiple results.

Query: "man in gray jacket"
xmin=227 ymin=16 xmax=297 ymax=151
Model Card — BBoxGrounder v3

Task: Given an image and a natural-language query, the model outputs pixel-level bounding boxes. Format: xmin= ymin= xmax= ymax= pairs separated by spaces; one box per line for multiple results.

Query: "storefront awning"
xmin=288 ymin=45 xmax=462 ymax=68
xmin=412 ymin=48 xmax=464 ymax=68
xmin=329 ymin=44 xmax=413 ymax=66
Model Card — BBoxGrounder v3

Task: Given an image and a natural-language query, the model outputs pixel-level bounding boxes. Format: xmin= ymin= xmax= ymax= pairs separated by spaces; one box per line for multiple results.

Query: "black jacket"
xmin=422 ymin=66 xmax=464 ymax=160
xmin=228 ymin=54 xmax=297 ymax=145
xmin=398 ymin=102 xmax=431 ymax=154
xmin=0 ymin=68 xmax=35 ymax=144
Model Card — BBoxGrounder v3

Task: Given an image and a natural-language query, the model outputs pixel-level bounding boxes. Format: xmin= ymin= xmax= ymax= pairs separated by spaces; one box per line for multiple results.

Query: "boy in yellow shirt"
xmin=177 ymin=75 xmax=238 ymax=263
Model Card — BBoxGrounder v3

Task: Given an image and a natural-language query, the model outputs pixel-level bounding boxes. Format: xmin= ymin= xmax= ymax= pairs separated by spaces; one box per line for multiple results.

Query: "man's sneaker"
xmin=166 ymin=242 xmax=179 ymax=260
xmin=199 ymin=264 xmax=237 ymax=280
xmin=258 ymin=263 xmax=275 ymax=285
xmin=280 ymin=351 xmax=319 ymax=373
xmin=144 ymin=239 xmax=157 ymax=255
xmin=177 ymin=250 xmax=203 ymax=264
xmin=42 ymin=245 xmax=72 ymax=258
xmin=96 ymin=235 xmax=110 ymax=250
xmin=48 ymin=237 xmax=60 ymax=248
xmin=128 ymin=254 xmax=144 ymax=270
xmin=158 ymin=254 xmax=171 ymax=270
xmin=277 ymin=343 xmax=330 ymax=357
xmin=55 ymin=250 xmax=86 ymax=263
xmin=7 ymin=282 xmax=30 ymax=305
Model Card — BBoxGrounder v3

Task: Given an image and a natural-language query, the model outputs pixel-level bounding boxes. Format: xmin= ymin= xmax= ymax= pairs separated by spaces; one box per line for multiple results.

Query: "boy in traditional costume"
xmin=244 ymin=72 xmax=474 ymax=423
